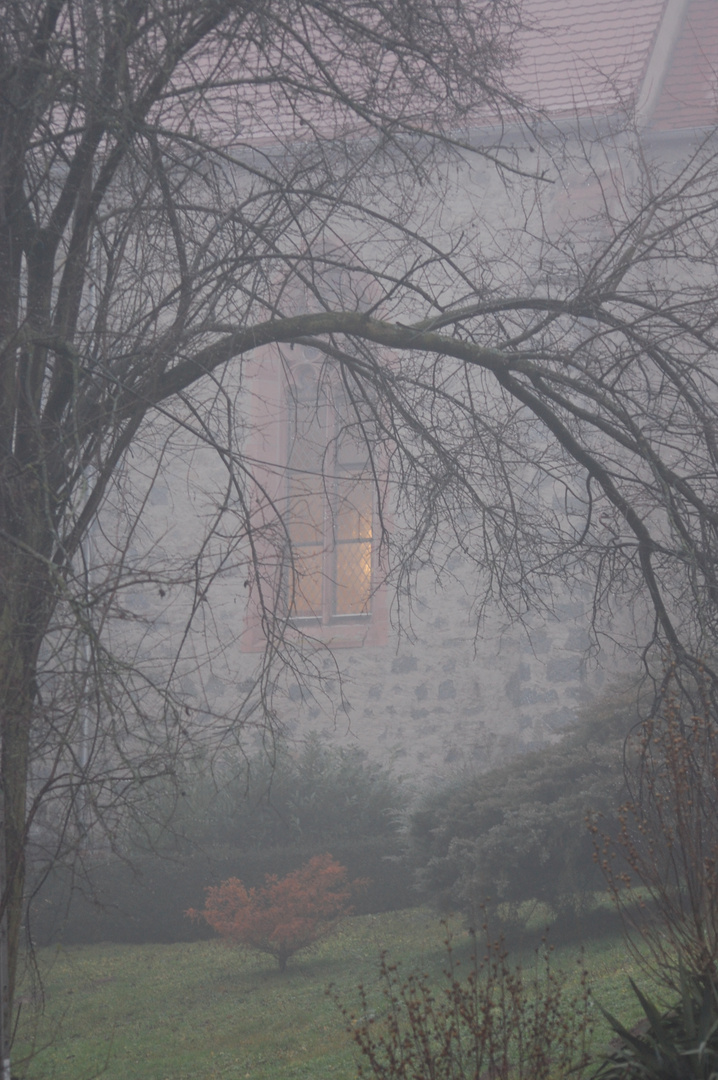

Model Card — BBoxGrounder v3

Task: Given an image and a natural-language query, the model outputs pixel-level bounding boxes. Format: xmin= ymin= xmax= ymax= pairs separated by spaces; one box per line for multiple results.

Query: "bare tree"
xmin=4 ymin=0 xmax=718 ymax=1058
xmin=0 ymin=0 xmax=532 ymax=1038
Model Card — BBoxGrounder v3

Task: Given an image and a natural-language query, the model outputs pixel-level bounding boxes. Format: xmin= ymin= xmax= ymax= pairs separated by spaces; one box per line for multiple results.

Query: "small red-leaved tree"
xmin=188 ymin=854 xmax=362 ymax=971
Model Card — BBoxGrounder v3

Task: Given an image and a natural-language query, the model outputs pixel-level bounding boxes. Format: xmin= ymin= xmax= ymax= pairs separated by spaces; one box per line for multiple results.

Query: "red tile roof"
xmin=181 ymin=1 xmax=716 ymax=146
xmin=509 ymin=0 xmax=667 ymax=120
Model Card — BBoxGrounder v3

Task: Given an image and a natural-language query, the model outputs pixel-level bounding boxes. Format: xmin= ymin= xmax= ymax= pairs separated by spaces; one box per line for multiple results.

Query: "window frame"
xmin=284 ymin=358 xmax=375 ymax=625
xmin=241 ymin=347 xmax=388 ymax=652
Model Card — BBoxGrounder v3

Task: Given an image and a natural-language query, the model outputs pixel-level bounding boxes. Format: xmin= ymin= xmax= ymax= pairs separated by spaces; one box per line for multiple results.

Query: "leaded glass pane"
xmin=336 ymin=421 xmax=370 ymax=467
xmin=288 ymin=410 xmax=325 ymax=472
xmin=290 ymin=547 xmax=324 ymax=618
xmin=334 ymin=478 xmax=372 ymax=541
xmin=288 ymin=481 xmax=324 ymax=544
xmin=334 ymin=542 xmax=372 ymax=615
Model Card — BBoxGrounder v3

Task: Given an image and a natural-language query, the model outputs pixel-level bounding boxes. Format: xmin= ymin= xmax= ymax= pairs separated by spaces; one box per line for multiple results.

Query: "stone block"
xmin=438 ymin=679 xmax=456 ymax=700
xmin=547 ymin=657 xmax=581 ymax=682
xmin=391 ymin=656 xmax=418 ymax=674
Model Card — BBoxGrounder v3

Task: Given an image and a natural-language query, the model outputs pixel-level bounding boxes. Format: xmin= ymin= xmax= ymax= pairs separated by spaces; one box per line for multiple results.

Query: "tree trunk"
xmin=0 ymin=479 xmax=55 ymax=1017
xmin=278 ymin=944 xmax=288 ymax=973
xmin=0 ymin=692 xmax=30 ymax=1013
xmin=0 ymin=601 xmax=46 ymax=1004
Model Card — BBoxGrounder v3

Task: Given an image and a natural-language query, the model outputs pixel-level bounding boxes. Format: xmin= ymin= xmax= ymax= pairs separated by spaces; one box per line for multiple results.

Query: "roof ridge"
xmin=636 ymin=0 xmax=691 ymax=124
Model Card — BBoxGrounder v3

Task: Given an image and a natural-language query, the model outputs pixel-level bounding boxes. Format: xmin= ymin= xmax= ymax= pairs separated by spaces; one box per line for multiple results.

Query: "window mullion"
xmin=323 ymin=401 xmax=336 ymax=625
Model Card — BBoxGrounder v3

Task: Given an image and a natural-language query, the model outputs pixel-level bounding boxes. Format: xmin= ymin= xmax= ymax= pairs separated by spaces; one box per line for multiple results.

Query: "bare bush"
xmin=595 ymin=666 xmax=718 ymax=986
xmin=336 ymin=925 xmax=593 ymax=1080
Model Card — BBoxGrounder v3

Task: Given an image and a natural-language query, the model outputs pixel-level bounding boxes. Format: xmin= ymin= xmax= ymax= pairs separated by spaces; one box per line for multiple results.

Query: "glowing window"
xmin=286 ymin=364 xmax=372 ymax=621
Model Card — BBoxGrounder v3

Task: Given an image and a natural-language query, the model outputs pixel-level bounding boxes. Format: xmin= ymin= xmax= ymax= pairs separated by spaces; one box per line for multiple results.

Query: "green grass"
xmin=13 ymin=908 xmax=658 ymax=1080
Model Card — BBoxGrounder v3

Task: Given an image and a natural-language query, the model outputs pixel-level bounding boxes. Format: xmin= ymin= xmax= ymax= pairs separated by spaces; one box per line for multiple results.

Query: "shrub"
xmin=30 ymin=735 xmax=413 ymax=946
xmin=408 ymin=699 xmax=631 ymax=923
xmin=591 ymin=969 xmax=718 ymax=1079
xmin=29 ymin=836 xmax=414 ymax=946
xmin=188 ymin=854 xmax=363 ymax=971
xmin=336 ymin=925 xmax=594 ymax=1080
xmin=597 ymin=667 xmax=718 ymax=985
xmin=141 ymin=732 xmax=407 ymax=855
xmin=589 ymin=668 xmax=718 ymax=1075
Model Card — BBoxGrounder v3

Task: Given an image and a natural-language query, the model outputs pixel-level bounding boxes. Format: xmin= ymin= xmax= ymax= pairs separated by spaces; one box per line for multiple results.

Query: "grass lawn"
xmin=13 ymin=908 xmax=658 ymax=1080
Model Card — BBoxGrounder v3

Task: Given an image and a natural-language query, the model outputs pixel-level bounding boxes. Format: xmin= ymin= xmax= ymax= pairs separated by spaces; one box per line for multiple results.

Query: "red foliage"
xmin=187 ymin=854 xmax=362 ymax=971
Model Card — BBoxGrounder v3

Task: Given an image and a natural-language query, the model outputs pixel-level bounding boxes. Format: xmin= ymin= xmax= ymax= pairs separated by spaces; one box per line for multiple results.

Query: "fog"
xmin=5 ymin=0 xmax=718 ymax=1076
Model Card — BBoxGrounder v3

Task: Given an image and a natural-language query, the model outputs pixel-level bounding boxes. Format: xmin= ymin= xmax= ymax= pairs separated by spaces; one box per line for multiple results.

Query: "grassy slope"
xmin=14 ymin=909 xmax=656 ymax=1080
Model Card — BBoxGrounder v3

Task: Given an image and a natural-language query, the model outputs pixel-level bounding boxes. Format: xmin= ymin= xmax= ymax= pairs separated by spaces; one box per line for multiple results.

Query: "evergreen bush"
xmin=30 ymin=735 xmax=412 ymax=944
xmin=408 ymin=697 xmax=632 ymax=923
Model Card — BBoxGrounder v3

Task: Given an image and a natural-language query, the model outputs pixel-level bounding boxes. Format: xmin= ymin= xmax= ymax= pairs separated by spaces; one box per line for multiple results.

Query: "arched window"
xmin=285 ymin=361 xmax=373 ymax=622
